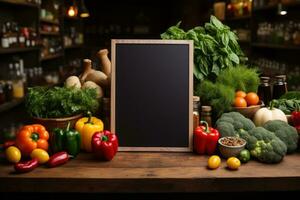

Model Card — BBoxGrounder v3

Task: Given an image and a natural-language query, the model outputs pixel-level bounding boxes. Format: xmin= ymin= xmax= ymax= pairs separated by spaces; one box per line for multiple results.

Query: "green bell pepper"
xmin=51 ymin=123 xmax=81 ymax=157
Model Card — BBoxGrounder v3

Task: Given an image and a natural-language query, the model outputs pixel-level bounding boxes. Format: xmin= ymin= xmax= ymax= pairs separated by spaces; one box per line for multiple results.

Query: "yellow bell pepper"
xmin=75 ymin=112 xmax=104 ymax=152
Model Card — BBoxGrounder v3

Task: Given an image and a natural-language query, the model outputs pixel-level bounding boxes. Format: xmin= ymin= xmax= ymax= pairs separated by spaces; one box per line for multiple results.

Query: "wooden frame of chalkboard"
xmin=111 ymin=39 xmax=193 ymax=152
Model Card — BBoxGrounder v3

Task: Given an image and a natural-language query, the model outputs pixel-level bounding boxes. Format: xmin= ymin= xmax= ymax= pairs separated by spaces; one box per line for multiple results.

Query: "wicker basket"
xmin=32 ymin=114 xmax=83 ymax=132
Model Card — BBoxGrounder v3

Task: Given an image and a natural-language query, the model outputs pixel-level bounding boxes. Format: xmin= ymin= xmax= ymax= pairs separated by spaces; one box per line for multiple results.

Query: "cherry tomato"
xmin=207 ymin=155 xmax=221 ymax=169
xmin=227 ymin=157 xmax=241 ymax=170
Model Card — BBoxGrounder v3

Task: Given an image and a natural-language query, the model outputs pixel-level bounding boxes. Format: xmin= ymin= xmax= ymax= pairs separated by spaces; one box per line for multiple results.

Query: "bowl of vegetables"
xmin=26 ymin=86 xmax=99 ymax=131
xmin=218 ymin=136 xmax=246 ymax=158
xmin=232 ymin=91 xmax=263 ymax=119
xmin=233 ymin=104 xmax=262 ymax=119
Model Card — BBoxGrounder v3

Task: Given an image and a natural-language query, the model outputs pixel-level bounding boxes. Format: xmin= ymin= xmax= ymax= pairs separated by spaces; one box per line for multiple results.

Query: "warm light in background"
xmin=79 ymin=0 xmax=90 ymax=18
xmin=67 ymin=5 xmax=78 ymax=17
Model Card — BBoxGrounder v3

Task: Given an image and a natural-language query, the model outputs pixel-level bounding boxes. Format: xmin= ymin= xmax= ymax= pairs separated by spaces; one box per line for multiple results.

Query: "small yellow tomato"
xmin=30 ymin=148 xmax=49 ymax=164
xmin=207 ymin=155 xmax=221 ymax=169
xmin=5 ymin=146 xmax=21 ymax=163
xmin=227 ymin=157 xmax=241 ymax=170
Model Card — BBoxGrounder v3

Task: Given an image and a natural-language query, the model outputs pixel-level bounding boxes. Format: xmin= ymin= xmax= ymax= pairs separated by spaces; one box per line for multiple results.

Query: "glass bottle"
xmin=193 ymin=96 xmax=200 ymax=131
xmin=273 ymin=75 xmax=288 ymax=99
xmin=12 ymin=64 xmax=24 ymax=98
xmin=257 ymin=76 xmax=272 ymax=106
xmin=201 ymin=106 xmax=212 ymax=127
xmin=1 ymin=23 xmax=9 ymax=48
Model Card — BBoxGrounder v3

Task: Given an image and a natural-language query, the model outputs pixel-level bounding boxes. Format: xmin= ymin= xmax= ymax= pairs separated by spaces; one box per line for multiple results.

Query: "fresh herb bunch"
xmin=25 ymin=86 xmax=99 ymax=118
xmin=161 ymin=15 xmax=246 ymax=81
xmin=195 ymin=65 xmax=260 ymax=118
xmin=195 ymin=80 xmax=235 ymax=118
xmin=216 ymin=65 xmax=260 ymax=93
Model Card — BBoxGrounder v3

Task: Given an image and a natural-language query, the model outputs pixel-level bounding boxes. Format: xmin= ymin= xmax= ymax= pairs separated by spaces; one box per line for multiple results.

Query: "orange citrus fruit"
xmin=233 ymin=97 xmax=247 ymax=107
xmin=245 ymin=92 xmax=259 ymax=106
xmin=235 ymin=91 xmax=246 ymax=98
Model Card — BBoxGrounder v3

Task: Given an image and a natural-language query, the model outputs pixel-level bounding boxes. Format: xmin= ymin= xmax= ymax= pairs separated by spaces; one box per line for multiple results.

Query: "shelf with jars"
xmin=1 ymin=21 xmax=39 ymax=51
xmin=254 ymin=20 xmax=300 ymax=48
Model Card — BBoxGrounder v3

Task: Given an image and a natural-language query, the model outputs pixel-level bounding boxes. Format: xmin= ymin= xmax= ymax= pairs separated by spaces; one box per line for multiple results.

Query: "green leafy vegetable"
xmin=270 ymin=99 xmax=300 ymax=115
xmin=161 ymin=15 xmax=246 ymax=81
xmin=25 ymin=86 xmax=99 ymax=118
xmin=280 ymin=91 xmax=300 ymax=100
xmin=195 ymin=80 xmax=235 ymax=118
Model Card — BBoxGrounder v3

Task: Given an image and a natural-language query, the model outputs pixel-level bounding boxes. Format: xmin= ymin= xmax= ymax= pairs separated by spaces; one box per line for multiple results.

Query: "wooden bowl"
xmin=232 ymin=104 xmax=262 ymax=119
xmin=32 ymin=114 xmax=83 ymax=132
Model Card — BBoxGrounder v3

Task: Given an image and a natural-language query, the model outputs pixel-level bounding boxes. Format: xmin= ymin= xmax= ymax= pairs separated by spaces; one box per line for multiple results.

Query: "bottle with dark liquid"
xmin=257 ymin=76 xmax=272 ymax=106
xmin=273 ymin=75 xmax=288 ymax=99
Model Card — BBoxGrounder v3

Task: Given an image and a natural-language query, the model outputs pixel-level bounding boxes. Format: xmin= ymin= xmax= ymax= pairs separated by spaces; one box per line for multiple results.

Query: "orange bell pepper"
xmin=15 ymin=124 xmax=49 ymax=156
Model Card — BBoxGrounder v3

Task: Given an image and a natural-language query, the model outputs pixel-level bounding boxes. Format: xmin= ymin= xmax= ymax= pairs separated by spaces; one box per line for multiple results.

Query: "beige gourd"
xmin=65 ymin=76 xmax=81 ymax=89
xmin=82 ymin=81 xmax=103 ymax=98
xmin=97 ymin=49 xmax=111 ymax=79
xmin=80 ymin=59 xmax=109 ymax=87
xmin=253 ymin=103 xmax=287 ymax=126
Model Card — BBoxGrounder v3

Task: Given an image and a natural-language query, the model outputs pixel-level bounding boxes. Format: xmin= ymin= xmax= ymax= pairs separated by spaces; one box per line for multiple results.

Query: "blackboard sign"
xmin=111 ymin=40 xmax=193 ymax=151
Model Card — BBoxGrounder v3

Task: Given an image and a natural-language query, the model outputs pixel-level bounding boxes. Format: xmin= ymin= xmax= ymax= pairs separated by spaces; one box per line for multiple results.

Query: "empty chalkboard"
xmin=111 ymin=40 xmax=193 ymax=151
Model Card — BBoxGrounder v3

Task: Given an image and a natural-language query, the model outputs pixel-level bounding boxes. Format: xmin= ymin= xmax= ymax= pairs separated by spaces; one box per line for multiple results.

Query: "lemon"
xmin=30 ymin=148 xmax=49 ymax=164
xmin=5 ymin=146 xmax=21 ymax=163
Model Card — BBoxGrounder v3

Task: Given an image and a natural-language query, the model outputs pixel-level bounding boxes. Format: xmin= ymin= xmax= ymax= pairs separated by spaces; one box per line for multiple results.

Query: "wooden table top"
xmin=1 ymin=152 xmax=300 ymax=193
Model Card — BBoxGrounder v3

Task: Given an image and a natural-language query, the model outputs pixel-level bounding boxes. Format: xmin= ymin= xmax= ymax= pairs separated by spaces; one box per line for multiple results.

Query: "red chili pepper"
xmin=3 ymin=140 xmax=15 ymax=149
xmin=14 ymin=158 xmax=39 ymax=173
xmin=193 ymin=121 xmax=220 ymax=155
xmin=47 ymin=151 xmax=70 ymax=168
xmin=291 ymin=102 xmax=300 ymax=129
xmin=92 ymin=130 xmax=118 ymax=161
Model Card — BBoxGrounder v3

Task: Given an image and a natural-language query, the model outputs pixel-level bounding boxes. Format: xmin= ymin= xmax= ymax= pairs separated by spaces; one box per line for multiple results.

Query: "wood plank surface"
xmin=1 ymin=152 xmax=300 ymax=193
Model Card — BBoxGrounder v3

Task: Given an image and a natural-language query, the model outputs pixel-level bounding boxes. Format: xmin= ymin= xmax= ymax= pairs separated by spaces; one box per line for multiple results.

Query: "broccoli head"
xmin=263 ymin=120 xmax=299 ymax=154
xmin=216 ymin=112 xmax=255 ymax=137
xmin=247 ymin=127 xmax=287 ymax=163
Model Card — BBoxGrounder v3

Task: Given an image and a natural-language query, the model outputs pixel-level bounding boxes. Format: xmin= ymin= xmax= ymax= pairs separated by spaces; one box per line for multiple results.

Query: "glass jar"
xmin=257 ymin=76 xmax=272 ymax=106
xmin=193 ymin=96 xmax=200 ymax=131
xmin=273 ymin=75 xmax=288 ymax=99
xmin=201 ymin=106 xmax=212 ymax=127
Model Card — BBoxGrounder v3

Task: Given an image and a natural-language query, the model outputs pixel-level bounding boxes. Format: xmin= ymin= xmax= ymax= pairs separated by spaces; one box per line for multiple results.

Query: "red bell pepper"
xmin=92 ymin=130 xmax=118 ymax=161
xmin=291 ymin=102 xmax=300 ymax=130
xmin=193 ymin=121 xmax=219 ymax=155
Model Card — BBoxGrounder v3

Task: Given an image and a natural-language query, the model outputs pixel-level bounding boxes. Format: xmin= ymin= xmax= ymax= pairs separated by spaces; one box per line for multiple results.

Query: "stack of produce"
xmin=4 ymin=117 xmax=118 ymax=173
xmin=65 ymin=49 xmax=111 ymax=99
xmin=216 ymin=112 xmax=298 ymax=163
xmin=162 ymin=16 xmax=260 ymax=119
xmin=2 ymin=49 xmax=118 ymax=173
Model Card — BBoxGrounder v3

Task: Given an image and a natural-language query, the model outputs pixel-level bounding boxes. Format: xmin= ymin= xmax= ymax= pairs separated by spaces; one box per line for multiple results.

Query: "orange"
xmin=235 ymin=91 xmax=246 ymax=98
xmin=245 ymin=92 xmax=259 ymax=106
xmin=233 ymin=97 xmax=247 ymax=107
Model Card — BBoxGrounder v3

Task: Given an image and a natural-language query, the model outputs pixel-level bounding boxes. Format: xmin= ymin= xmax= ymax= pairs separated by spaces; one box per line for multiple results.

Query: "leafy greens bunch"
xmin=161 ymin=15 xmax=245 ymax=81
xmin=25 ymin=86 xmax=99 ymax=118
